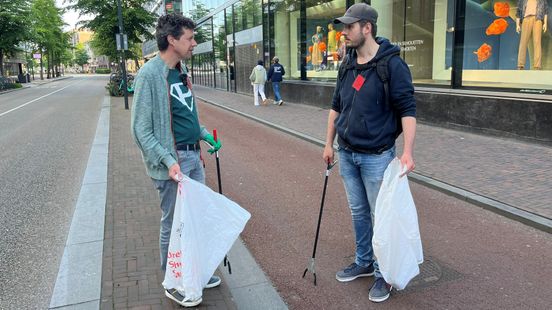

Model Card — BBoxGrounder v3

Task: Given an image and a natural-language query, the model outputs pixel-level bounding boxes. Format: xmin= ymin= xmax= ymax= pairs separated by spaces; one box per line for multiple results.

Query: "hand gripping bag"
xmin=372 ymin=158 xmax=423 ymax=290
xmin=162 ymin=175 xmax=251 ymax=301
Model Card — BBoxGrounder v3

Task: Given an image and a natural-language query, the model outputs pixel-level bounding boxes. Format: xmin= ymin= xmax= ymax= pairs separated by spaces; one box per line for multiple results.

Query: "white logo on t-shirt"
xmin=170 ymin=83 xmax=194 ymax=112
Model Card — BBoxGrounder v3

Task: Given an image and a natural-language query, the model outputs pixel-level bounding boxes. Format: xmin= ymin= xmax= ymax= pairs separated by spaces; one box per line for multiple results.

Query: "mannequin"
xmin=516 ymin=0 xmax=549 ymax=69
xmin=327 ymin=24 xmax=337 ymax=69
xmin=311 ymin=26 xmax=323 ymax=71
xmin=337 ymin=35 xmax=347 ymax=67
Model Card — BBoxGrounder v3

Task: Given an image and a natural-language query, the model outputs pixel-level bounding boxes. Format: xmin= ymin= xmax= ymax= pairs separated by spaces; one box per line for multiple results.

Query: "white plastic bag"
xmin=373 ymin=158 xmax=423 ymax=290
xmin=162 ymin=175 xmax=251 ymax=301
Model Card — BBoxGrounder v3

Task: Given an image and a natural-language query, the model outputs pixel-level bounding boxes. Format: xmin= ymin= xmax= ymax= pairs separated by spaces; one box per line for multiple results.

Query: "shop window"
xmin=370 ymin=0 xmax=452 ymax=86
xmin=461 ymin=0 xmax=551 ymax=90
xmin=305 ymin=0 xmax=348 ymax=81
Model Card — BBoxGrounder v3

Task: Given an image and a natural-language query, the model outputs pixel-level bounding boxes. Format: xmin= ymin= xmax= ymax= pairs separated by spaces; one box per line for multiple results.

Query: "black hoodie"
xmin=331 ymin=37 xmax=416 ymax=153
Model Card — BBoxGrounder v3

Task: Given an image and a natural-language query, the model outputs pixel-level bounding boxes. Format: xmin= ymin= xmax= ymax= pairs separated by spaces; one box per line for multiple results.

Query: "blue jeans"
xmin=152 ymin=150 xmax=205 ymax=271
xmin=338 ymin=146 xmax=395 ymax=278
xmin=272 ymin=82 xmax=281 ymax=101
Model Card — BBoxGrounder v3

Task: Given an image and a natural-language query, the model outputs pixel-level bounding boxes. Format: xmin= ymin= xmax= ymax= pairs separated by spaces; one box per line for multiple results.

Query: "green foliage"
xmin=95 ymin=68 xmax=111 ymax=74
xmin=74 ymin=46 xmax=90 ymax=68
xmin=0 ymin=0 xmax=32 ymax=76
xmin=70 ymin=0 xmax=157 ymax=61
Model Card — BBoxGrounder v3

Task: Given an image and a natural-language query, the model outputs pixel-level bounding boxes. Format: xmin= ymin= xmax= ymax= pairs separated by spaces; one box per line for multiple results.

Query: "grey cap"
xmin=334 ymin=3 xmax=378 ymax=25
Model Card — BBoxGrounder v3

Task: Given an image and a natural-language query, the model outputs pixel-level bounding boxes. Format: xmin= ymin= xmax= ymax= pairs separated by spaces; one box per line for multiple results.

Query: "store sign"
xmin=392 ymin=40 xmax=424 ymax=52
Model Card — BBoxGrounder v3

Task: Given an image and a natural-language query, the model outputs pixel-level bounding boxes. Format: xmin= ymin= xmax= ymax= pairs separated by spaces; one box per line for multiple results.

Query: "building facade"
xmin=177 ymin=0 xmax=552 ymax=143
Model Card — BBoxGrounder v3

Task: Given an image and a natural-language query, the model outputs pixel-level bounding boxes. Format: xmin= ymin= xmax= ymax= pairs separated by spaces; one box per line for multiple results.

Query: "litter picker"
xmin=302 ymin=159 xmax=337 ymax=285
xmin=212 ymin=129 xmax=232 ymax=274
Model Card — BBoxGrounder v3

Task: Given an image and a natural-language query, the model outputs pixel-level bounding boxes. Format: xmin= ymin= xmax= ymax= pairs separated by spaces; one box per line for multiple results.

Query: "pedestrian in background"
xmin=323 ymin=3 xmax=417 ymax=303
xmin=249 ymin=60 xmax=268 ymax=106
xmin=131 ymin=14 xmax=222 ymax=308
xmin=267 ymin=56 xmax=285 ymax=105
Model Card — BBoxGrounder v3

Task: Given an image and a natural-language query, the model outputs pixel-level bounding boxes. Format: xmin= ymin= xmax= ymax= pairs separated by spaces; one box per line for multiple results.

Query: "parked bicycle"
xmin=107 ymin=71 xmax=134 ymax=96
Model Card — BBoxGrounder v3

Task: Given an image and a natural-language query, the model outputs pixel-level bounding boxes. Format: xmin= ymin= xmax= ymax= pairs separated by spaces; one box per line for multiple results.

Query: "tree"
xmin=70 ymin=0 xmax=157 ymax=64
xmin=74 ymin=44 xmax=89 ymax=71
xmin=0 ymin=0 xmax=31 ymax=76
xmin=30 ymin=0 xmax=66 ymax=79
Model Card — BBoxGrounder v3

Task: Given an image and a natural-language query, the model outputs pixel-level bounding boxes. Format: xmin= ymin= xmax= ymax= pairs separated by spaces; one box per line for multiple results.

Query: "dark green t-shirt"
xmin=168 ymin=68 xmax=201 ymax=145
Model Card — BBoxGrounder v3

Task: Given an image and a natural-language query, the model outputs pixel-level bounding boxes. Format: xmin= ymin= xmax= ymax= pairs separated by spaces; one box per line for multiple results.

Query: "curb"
xmin=197 ymin=96 xmax=552 ymax=234
xmin=49 ymin=96 xmax=110 ymax=309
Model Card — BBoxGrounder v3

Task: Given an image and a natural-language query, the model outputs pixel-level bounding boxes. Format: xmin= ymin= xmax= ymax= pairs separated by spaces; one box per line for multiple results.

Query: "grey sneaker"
xmin=165 ymin=288 xmax=202 ymax=307
xmin=368 ymin=278 xmax=393 ymax=303
xmin=278 ymin=100 xmax=283 ymax=106
xmin=205 ymin=275 xmax=221 ymax=288
xmin=336 ymin=262 xmax=374 ymax=282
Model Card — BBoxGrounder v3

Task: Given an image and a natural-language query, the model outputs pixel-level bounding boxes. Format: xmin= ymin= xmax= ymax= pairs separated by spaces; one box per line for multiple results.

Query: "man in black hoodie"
xmin=267 ymin=56 xmax=285 ymax=105
xmin=322 ymin=3 xmax=416 ymax=303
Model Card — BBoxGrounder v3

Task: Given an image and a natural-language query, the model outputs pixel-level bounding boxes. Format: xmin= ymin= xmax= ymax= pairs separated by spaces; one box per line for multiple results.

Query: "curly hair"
xmin=156 ymin=14 xmax=196 ymax=51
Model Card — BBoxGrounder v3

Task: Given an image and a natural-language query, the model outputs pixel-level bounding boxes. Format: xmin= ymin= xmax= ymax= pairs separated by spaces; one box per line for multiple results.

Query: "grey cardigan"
xmin=131 ymin=55 xmax=208 ymax=180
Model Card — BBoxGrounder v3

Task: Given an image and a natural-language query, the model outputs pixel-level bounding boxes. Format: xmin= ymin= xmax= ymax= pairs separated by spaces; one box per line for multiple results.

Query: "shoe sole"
xmin=335 ymin=271 xmax=375 ymax=282
xmin=205 ymin=277 xmax=221 ymax=288
xmin=369 ymin=288 xmax=392 ymax=303
xmin=165 ymin=290 xmax=202 ymax=307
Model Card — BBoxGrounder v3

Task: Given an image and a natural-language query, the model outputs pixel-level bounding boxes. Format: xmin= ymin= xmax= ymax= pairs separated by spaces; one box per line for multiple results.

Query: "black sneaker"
xmin=335 ymin=262 xmax=375 ymax=282
xmin=205 ymin=275 xmax=221 ymax=288
xmin=165 ymin=288 xmax=202 ymax=307
xmin=368 ymin=278 xmax=393 ymax=303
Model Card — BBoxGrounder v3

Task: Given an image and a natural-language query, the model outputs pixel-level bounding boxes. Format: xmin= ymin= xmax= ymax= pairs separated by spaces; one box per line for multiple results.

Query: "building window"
xmin=305 ymin=0 xmax=348 ymax=81
xmin=461 ymin=0 xmax=551 ymax=90
xmin=370 ymin=0 xmax=453 ymax=86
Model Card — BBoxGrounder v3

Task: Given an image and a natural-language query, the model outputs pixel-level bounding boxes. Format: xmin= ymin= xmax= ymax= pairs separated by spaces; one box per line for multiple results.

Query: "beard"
xmin=347 ymin=35 xmax=366 ymax=49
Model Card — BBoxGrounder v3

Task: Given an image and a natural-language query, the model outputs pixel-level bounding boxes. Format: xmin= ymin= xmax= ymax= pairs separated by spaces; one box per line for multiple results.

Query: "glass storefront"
xmin=188 ymin=0 xmax=552 ymax=92
xmin=461 ymin=0 xmax=551 ymax=89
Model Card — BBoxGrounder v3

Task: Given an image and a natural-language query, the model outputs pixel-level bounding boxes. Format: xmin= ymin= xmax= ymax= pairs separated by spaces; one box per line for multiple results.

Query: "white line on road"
xmin=0 ymin=82 xmax=77 ymax=118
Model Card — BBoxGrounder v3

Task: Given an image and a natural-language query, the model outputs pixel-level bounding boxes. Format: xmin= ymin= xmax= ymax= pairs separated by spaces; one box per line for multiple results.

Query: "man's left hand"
xmin=203 ymin=134 xmax=222 ymax=154
xmin=399 ymin=153 xmax=415 ymax=177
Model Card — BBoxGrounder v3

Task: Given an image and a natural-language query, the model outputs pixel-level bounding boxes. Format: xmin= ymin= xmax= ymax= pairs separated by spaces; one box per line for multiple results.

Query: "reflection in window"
xmin=213 ymin=10 xmax=228 ymax=90
xmin=370 ymin=0 xmax=451 ymax=86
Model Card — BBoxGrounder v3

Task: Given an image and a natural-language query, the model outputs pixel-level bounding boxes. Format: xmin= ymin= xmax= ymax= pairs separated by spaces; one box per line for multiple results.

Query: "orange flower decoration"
xmin=336 ymin=31 xmax=342 ymax=41
xmin=494 ymin=2 xmax=510 ymax=17
xmin=309 ymin=45 xmax=313 ymax=54
xmin=486 ymin=18 xmax=508 ymax=35
xmin=474 ymin=43 xmax=492 ymax=63
xmin=318 ymin=42 xmax=326 ymax=52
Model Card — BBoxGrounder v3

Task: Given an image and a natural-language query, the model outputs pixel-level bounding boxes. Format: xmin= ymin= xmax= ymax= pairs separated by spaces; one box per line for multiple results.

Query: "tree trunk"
xmin=0 ymin=50 xmax=4 ymax=77
xmin=40 ymin=48 xmax=44 ymax=80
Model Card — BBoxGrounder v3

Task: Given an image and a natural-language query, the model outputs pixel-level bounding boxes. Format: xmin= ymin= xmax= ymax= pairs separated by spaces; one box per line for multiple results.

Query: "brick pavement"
xmin=193 ymin=86 xmax=552 ymax=221
xmin=101 ymin=98 xmax=237 ymax=309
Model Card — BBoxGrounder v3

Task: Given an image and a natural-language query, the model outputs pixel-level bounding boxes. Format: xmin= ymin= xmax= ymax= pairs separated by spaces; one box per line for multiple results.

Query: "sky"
xmin=56 ymin=0 xmax=92 ymax=31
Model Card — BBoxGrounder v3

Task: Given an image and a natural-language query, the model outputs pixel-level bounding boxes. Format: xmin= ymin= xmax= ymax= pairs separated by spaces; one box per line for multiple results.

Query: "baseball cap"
xmin=334 ymin=3 xmax=378 ymax=25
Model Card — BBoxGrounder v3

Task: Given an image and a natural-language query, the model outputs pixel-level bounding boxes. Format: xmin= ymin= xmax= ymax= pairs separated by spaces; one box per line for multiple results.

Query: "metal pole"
xmin=117 ymin=0 xmax=129 ymax=109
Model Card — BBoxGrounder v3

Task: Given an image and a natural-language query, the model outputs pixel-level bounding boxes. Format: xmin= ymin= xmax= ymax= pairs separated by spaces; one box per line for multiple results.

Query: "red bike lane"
xmin=199 ymin=101 xmax=551 ymax=310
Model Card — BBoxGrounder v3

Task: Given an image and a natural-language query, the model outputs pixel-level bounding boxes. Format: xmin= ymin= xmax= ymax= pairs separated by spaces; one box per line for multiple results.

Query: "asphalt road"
xmin=0 ymin=76 xmax=107 ymax=309
xmin=198 ymin=101 xmax=552 ymax=310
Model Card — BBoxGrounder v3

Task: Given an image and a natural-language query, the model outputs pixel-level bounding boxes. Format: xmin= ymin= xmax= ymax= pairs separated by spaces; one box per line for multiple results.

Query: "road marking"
xmin=0 ymin=82 xmax=76 ymax=118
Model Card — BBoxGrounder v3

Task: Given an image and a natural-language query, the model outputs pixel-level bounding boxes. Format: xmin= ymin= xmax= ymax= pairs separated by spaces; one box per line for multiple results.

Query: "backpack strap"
xmin=375 ymin=51 xmax=400 ymax=108
xmin=337 ymin=49 xmax=355 ymax=82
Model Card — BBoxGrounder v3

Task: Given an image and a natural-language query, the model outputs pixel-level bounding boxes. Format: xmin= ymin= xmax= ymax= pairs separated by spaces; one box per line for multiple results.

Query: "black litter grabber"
xmin=212 ymin=129 xmax=232 ymax=274
xmin=302 ymin=159 xmax=338 ymax=285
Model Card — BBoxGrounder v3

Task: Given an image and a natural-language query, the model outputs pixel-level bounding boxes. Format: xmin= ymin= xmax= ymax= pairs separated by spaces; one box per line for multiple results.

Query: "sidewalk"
xmin=193 ymin=85 xmax=552 ymax=232
xmin=101 ymin=99 xmax=237 ymax=309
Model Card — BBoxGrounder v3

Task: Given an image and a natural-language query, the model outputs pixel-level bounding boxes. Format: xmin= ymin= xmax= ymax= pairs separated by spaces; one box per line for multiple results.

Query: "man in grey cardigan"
xmin=131 ymin=14 xmax=221 ymax=307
